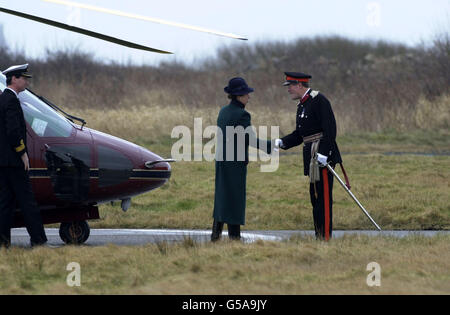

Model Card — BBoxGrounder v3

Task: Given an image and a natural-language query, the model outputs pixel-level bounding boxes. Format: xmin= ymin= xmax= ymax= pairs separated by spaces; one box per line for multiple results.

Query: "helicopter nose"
xmin=89 ymin=128 xmax=171 ymax=202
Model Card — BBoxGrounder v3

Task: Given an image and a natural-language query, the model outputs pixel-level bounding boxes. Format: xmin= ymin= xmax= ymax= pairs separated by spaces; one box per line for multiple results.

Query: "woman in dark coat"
xmin=211 ymin=77 xmax=272 ymax=241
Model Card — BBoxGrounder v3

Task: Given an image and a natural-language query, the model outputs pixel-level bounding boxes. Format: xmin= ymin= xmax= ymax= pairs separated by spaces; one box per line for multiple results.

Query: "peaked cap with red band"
xmin=283 ymin=71 xmax=311 ymax=86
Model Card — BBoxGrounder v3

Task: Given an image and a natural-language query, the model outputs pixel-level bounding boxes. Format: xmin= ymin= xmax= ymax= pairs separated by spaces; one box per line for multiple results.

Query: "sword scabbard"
xmin=325 ymin=163 xmax=381 ymax=231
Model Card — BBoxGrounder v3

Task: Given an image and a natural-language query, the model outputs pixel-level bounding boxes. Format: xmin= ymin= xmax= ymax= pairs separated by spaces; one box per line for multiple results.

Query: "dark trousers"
xmin=309 ymin=167 xmax=334 ymax=240
xmin=0 ymin=167 xmax=47 ymax=247
xmin=211 ymin=220 xmax=241 ymax=241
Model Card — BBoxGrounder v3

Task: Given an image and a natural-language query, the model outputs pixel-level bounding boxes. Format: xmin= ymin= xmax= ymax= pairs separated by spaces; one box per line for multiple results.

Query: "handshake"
xmin=273 ymin=138 xmax=328 ymax=165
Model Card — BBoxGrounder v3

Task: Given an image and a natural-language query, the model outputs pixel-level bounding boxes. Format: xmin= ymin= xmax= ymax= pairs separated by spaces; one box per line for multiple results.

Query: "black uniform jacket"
xmin=281 ymin=89 xmax=342 ymax=176
xmin=0 ymin=88 xmax=28 ymax=167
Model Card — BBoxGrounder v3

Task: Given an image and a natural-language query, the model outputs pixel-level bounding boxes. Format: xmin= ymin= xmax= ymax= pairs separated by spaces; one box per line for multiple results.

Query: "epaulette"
xmin=310 ymin=90 xmax=319 ymax=98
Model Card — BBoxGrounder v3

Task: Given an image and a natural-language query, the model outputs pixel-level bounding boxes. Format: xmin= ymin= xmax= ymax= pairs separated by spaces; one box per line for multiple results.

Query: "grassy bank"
xmin=66 ymin=92 xmax=450 ymax=142
xmin=1 ymin=235 xmax=449 ymax=294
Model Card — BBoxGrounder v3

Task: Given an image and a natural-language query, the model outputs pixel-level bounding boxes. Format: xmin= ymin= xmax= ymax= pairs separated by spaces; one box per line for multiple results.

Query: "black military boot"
xmin=211 ymin=220 xmax=224 ymax=242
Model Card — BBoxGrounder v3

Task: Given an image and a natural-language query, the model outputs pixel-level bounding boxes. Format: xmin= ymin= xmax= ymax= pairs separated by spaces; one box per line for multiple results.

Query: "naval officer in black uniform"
xmin=274 ymin=72 xmax=342 ymax=240
xmin=0 ymin=64 xmax=48 ymax=247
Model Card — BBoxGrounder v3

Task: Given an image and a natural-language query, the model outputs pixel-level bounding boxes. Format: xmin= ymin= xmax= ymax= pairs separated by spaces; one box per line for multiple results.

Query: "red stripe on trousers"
xmin=322 ymin=168 xmax=330 ymax=241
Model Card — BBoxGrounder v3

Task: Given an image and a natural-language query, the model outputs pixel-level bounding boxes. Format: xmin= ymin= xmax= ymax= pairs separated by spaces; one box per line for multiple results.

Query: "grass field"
xmin=2 ymin=123 xmax=450 ymax=294
xmin=1 ymin=34 xmax=449 ymax=295
xmin=1 ymin=235 xmax=449 ymax=294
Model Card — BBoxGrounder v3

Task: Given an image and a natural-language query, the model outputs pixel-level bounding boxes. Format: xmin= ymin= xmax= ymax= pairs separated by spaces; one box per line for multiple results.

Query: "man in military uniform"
xmin=274 ymin=72 xmax=342 ymax=240
xmin=0 ymin=64 xmax=48 ymax=247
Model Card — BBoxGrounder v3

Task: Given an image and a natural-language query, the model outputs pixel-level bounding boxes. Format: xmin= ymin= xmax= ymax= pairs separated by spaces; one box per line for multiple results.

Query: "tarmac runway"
xmin=10 ymin=228 xmax=450 ymax=247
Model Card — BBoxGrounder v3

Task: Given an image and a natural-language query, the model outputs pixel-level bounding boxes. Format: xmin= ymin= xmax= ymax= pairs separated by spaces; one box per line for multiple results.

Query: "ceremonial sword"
xmin=324 ymin=163 xmax=382 ymax=231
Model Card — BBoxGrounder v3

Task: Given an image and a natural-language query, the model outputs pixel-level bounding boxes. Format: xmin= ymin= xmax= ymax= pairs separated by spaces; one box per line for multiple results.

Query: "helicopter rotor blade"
xmin=44 ymin=0 xmax=248 ymax=41
xmin=0 ymin=7 xmax=173 ymax=54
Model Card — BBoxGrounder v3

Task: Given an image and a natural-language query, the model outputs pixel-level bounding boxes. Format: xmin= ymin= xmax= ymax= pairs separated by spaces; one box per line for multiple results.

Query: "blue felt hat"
xmin=224 ymin=77 xmax=254 ymax=95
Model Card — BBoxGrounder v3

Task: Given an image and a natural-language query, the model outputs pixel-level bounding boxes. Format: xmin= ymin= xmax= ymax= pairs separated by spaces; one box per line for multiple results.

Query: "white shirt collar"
xmin=5 ymin=87 xmax=19 ymax=98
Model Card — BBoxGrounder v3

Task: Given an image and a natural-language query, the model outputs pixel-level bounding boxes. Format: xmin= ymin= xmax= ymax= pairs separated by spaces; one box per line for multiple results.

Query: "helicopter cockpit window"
xmin=20 ymin=91 xmax=73 ymax=137
xmin=0 ymin=75 xmax=72 ymax=138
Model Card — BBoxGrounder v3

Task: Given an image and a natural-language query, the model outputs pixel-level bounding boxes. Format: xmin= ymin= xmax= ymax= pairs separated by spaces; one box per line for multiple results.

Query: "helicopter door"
xmin=44 ymin=144 xmax=91 ymax=203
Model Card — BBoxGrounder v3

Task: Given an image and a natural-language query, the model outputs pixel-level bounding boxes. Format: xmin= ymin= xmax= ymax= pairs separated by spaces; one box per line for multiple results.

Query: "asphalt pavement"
xmin=9 ymin=228 xmax=450 ymax=248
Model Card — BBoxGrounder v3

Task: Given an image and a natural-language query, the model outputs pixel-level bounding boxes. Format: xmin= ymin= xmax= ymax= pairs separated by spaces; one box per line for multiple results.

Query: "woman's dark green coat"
xmin=212 ymin=99 xmax=272 ymax=225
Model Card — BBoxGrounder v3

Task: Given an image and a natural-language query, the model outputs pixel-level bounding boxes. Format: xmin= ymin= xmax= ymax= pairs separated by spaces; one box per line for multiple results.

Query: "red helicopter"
xmin=0 ymin=4 xmax=247 ymax=244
